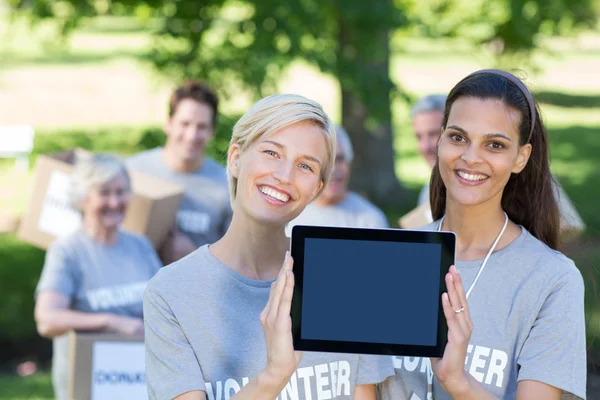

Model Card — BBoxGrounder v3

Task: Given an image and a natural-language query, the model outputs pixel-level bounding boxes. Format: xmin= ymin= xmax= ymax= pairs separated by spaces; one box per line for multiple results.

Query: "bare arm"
xmin=353 ymin=384 xmax=376 ymax=400
xmin=35 ymin=291 xmax=143 ymax=338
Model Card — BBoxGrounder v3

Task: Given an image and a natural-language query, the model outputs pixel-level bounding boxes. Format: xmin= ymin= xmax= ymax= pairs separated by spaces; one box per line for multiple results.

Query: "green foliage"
xmin=398 ymin=0 xmax=598 ymax=58
xmin=0 ymin=235 xmax=46 ymax=342
xmin=31 ymin=114 xmax=240 ymax=163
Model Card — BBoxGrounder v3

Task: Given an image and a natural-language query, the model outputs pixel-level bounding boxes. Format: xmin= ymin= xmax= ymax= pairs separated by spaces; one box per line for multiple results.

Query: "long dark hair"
xmin=430 ymin=71 xmax=561 ymax=250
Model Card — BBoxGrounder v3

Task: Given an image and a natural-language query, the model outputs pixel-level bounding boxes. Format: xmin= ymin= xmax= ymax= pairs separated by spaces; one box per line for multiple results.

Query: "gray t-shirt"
xmin=285 ymin=192 xmax=388 ymax=236
xmin=36 ymin=230 xmax=163 ymax=400
xmin=379 ymin=221 xmax=587 ymax=400
xmin=126 ymin=147 xmax=232 ymax=247
xmin=144 ymin=245 xmax=394 ymax=400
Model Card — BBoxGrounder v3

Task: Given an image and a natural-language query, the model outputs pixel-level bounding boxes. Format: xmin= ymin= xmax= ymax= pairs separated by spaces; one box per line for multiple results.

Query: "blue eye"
xmin=299 ymin=163 xmax=314 ymax=172
xmin=264 ymin=150 xmax=278 ymax=157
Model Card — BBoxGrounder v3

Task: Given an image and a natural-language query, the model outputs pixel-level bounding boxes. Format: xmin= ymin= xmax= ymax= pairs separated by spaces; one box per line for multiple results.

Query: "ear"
xmin=163 ymin=119 xmax=173 ymax=138
xmin=512 ymin=143 xmax=532 ymax=174
xmin=310 ymin=180 xmax=325 ymax=202
xmin=227 ymin=143 xmax=242 ymax=178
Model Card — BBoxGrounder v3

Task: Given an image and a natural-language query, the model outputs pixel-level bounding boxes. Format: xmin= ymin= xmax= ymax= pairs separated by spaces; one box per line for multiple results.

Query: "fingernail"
xmin=449 ymin=273 xmax=454 ymax=282
xmin=285 ymin=250 xmax=290 ymax=260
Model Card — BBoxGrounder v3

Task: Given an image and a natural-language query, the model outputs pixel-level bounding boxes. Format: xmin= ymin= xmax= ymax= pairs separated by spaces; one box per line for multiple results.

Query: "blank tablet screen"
xmin=300 ymin=238 xmax=441 ymax=347
xmin=290 ymin=225 xmax=454 ymax=357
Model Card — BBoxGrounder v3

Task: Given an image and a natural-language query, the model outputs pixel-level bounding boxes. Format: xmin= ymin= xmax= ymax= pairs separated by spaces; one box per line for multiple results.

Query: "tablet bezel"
xmin=290 ymin=225 xmax=455 ymax=358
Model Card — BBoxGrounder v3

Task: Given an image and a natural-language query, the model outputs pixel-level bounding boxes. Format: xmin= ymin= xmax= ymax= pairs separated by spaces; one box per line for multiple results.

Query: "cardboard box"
xmin=398 ymin=203 xmax=434 ymax=229
xmin=68 ymin=331 xmax=146 ymax=400
xmin=18 ymin=150 xmax=183 ymax=249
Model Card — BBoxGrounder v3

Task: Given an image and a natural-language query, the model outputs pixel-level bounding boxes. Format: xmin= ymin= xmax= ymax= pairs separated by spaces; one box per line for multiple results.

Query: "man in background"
xmin=286 ymin=125 xmax=388 ymax=235
xmin=127 ymin=81 xmax=232 ymax=264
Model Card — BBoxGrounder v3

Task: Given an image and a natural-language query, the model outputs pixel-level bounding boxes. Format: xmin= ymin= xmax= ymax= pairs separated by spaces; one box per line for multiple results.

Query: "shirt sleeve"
xmin=143 ymin=283 xmax=206 ymax=400
xmin=355 ymin=354 xmax=395 ymax=385
xmin=516 ymin=263 xmax=587 ymax=399
xmin=35 ymin=241 xmax=78 ymax=298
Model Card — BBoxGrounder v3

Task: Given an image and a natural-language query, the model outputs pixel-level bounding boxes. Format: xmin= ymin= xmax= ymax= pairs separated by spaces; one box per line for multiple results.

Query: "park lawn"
xmin=0 ymin=373 xmax=53 ymax=400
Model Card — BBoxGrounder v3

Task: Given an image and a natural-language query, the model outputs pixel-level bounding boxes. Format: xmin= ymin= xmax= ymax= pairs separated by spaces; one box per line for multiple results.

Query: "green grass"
xmin=0 ymin=373 xmax=53 ymax=400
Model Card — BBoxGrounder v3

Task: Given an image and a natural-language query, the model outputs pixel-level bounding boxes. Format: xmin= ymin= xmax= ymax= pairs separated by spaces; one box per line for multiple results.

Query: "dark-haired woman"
xmin=380 ymin=70 xmax=586 ymax=399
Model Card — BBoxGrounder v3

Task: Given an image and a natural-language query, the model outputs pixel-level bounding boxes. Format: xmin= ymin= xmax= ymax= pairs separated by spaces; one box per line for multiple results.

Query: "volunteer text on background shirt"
xmin=126 ymin=147 xmax=232 ymax=246
xmin=285 ymin=192 xmax=388 ymax=236
xmin=378 ymin=221 xmax=586 ymax=400
xmin=35 ymin=230 xmax=162 ymax=400
xmin=143 ymin=245 xmax=394 ymax=400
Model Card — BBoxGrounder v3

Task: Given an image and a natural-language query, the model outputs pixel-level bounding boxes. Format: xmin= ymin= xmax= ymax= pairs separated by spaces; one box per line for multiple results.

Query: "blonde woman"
xmin=34 ymin=154 xmax=162 ymax=400
xmin=143 ymin=94 xmax=393 ymax=400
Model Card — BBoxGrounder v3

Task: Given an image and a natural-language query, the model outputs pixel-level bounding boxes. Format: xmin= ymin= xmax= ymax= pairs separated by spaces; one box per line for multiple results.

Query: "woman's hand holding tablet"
xmin=431 ymin=265 xmax=475 ymax=396
xmin=259 ymin=251 xmax=304 ymax=391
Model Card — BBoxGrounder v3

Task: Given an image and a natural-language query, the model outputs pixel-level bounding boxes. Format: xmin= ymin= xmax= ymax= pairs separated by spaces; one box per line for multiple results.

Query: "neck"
xmin=162 ymin=146 xmax=203 ymax=173
xmin=210 ymin=209 xmax=290 ymax=281
xmin=442 ymin=199 xmax=508 ymax=260
xmin=82 ymin=218 xmax=119 ymax=245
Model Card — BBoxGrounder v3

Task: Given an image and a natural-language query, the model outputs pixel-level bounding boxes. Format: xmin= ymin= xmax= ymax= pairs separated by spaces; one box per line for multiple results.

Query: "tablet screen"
xmin=290 ymin=225 xmax=454 ymax=357
xmin=301 ymin=238 xmax=441 ymax=347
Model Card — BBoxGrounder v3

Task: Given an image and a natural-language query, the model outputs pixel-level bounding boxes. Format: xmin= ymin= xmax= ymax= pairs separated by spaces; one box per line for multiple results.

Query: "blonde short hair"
xmin=69 ymin=153 xmax=131 ymax=211
xmin=227 ymin=94 xmax=336 ymax=206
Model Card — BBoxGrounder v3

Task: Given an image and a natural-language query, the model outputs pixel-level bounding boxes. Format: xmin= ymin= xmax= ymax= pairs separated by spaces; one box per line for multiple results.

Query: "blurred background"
xmin=0 ymin=0 xmax=599 ymax=398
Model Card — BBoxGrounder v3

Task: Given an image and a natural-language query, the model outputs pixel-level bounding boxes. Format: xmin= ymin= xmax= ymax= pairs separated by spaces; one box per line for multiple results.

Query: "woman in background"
xmin=34 ymin=153 xmax=162 ymax=400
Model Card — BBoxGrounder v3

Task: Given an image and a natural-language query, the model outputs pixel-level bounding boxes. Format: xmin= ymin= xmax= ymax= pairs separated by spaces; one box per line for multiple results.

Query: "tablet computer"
xmin=290 ymin=225 xmax=456 ymax=358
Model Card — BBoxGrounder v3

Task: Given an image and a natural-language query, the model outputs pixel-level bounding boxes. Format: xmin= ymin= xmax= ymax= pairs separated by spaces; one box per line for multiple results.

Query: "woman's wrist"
xmin=441 ymin=371 xmax=472 ymax=399
xmin=256 ymin=366 xmax=291 ymax=398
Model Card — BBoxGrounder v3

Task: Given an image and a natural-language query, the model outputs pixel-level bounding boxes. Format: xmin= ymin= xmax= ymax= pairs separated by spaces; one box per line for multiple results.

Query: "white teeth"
xmin=260 ymin=186 xmax=290 ymax=202
xmin=457 ymin=171 xmax=488 ymax=181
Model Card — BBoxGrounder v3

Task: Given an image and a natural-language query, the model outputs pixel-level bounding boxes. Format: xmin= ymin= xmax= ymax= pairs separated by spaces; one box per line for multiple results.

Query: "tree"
xmin=8 ymin=0 xmax=407 ymax=207
xmin=8 ymin=0 xmax=598 ymax=206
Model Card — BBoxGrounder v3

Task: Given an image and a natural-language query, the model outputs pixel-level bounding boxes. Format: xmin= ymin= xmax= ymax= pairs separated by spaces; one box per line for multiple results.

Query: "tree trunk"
xmin=338 ymin=15 xmax=404 ymax=208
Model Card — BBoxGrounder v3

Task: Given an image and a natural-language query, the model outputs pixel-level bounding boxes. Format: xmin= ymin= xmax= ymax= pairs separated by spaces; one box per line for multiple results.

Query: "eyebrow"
xmin=262 ymin=140 xmax=323 ymax=166
xmin=446 ymin=125 xmax=512 ymax=141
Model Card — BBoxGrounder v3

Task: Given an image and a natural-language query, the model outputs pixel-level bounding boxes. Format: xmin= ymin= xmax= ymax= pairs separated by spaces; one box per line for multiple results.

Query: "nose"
xmin=460 ymin=143 xmax=483 ymax=165
xmin=108 ymin=193 xmax=124 ymax=208
xmin=272 ymin=160 xmax=294 ymax=185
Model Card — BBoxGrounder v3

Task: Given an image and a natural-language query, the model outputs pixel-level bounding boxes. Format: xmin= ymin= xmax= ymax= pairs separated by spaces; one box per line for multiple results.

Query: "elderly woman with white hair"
xmin=285 ymin=125 xmax=388 ymax=234
xmin=34 ymin=153 xmax=162 ymax=400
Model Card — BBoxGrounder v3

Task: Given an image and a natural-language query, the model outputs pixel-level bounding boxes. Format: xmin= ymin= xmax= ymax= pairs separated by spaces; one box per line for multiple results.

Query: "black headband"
xmin=460 ymin=69 xmax=537 ymax=144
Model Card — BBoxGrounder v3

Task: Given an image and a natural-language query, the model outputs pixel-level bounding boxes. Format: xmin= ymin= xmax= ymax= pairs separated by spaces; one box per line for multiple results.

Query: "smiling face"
xmin=438 ymin=97 xmax=532 ymax=209
xmin=228 ymin=121 xmax=327 ymax=226
xmin=164 ymin=99 xmax=215 ymax=162
xmin=81 ymin=173 xmax=130 ymax=231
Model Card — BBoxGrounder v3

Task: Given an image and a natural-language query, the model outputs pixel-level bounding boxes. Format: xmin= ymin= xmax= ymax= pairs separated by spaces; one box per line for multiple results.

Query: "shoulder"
xmin=126 ymin=148 xmax=162 ymax=167
xmin=520 ymin=231 xmax=583 ymax=288
xmin=201 ymin=157 xmax=228 ymax=180
xmin=145 ymin=246 xmax=209 ymax=297
xmin=47 ymin=231 xmax=86 ymax=257
xmin=347 ymin=192 xmax=385 ymax=216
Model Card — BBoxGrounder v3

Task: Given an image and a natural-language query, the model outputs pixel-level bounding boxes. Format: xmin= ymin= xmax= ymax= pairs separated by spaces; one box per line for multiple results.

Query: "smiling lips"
xmin=455 ymin=170 xmax=489 ymax=185
xmin=259 ymin=186 xmax=290 ymax=203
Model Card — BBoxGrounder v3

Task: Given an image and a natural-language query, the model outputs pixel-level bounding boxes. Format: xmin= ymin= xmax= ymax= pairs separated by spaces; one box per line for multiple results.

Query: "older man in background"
xmin=286 ymin=125 xmax=389 ymax=235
